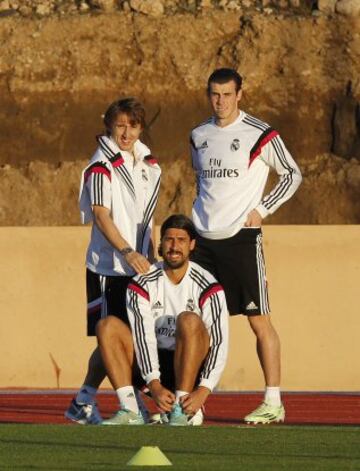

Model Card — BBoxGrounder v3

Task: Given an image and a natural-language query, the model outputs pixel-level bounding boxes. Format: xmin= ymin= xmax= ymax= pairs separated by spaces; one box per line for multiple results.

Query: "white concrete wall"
xmin=1 ymin=226 xmax=359 ymax=391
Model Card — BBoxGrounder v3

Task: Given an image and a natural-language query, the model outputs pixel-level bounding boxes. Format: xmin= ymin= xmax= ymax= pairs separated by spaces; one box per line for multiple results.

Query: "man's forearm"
xmin=93 ymin=205 xmax=132 ymax=253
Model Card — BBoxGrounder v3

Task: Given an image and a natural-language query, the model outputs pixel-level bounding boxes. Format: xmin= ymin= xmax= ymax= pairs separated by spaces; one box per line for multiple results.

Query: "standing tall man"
xmin=190 ymin=68 xmax=302 ymax=424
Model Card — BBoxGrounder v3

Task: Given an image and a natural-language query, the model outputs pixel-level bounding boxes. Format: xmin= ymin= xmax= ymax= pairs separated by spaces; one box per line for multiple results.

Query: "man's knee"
xmin=248 ymin=315 xmax=277 ymax=338
xmin=176 ymin=311 xmax=205 ymax=336
xmin=96 ymin=315 xmax=129 ymax=342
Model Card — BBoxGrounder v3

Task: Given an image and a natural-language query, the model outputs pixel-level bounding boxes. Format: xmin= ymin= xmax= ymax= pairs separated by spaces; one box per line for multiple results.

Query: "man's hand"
xmin=148 ymin=380 xmax=175 ymax=412
xmin=124 ymin=251 xmax=151 ymax=274
xmin=92 ymin=206 xmax=152 ymax=273
xmin=180 ymin=386 xmax=210 ymax=415
xmin=244 ymin=209 xmax=263 ymax=228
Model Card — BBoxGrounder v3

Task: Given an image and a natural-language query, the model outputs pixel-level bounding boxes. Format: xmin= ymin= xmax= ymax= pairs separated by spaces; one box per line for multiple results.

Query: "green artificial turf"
xmin=0 ymin=424 xmax=359 ymax=470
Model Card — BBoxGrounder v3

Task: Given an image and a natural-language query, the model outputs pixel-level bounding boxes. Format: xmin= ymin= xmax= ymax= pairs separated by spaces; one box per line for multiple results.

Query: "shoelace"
xmin=172 ymin=404 xmax=186 ymax=418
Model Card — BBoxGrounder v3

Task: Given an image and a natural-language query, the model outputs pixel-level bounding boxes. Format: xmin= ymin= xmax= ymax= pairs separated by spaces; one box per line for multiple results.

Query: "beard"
xmin=163 ymin=250 xmax=187 ymax=269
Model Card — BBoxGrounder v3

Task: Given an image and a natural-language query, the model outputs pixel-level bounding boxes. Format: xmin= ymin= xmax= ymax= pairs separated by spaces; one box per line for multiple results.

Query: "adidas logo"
xmin=126 ymin=393 xmax=135 ymax=398
xmin=246 ymin=301 xmax=258 ymax=310
xmin=199 ymin=140 xmax=208 ymax=149
xmin=152 ymin=300 xmax=163 ymax=309
xmin=141 ymin=169 xmax=148 ymax=181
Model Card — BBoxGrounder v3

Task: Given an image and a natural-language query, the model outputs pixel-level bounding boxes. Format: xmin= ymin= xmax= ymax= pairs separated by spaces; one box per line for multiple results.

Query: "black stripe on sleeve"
xmin=262 ymin=136 xmax=294 ymax=209
xmin=201 ymin=293 xmax=222 ymax=379
xmin=198 ymin=282 xmax=222 ymax=307
xmin=129 ymin=289 xmax=152 ymax=376
xmin=140 ymin=176 xmax=161 ymax=250
xmin=249 ymin=127 xmax=275 ymax=161
xmin=189 ymin=267 xmax=208 ymax=291
xmin=243 ymin=114 xmax=269 ymax=132
xmin=114 ymin=167 xmax=136 ymax=199
xmin=136 ymin=268 xmax=163 ymax=288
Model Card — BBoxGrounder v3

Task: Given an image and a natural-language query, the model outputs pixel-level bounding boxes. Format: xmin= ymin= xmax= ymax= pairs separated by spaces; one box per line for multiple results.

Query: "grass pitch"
xmin=0 ymin=424 xmax=359 ymax=470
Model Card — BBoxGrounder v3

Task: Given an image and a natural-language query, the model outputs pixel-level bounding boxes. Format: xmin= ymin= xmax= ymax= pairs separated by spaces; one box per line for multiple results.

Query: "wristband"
xmin=119 ymin=247 xmax=134 ymax=256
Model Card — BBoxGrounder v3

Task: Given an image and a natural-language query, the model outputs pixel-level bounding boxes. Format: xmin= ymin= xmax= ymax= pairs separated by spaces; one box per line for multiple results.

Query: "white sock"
xmin=116 ymin=386 xmax=139 ymax=414
xmin=76 ymin=384 xmax=97 ymax=404
xmin=264 ymin=386 xmax=282 ymax=406
xmin=175 ymin=390 xmax=189 ymax=404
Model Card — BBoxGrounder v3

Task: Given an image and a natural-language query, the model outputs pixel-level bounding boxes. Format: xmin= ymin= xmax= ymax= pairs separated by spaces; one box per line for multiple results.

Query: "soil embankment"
xmin=0 ymin=1 xmax=359 ymax=224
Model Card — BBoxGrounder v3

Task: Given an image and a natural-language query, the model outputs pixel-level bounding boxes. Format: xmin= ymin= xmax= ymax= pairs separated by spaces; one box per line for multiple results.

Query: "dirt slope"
xmin=0 ymin=2 xmax=359 ymax=224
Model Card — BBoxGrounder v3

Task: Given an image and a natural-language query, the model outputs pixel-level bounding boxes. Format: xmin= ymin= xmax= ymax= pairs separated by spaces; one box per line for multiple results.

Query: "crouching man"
xmin=97 ymin=214 xmax=229 ymax=425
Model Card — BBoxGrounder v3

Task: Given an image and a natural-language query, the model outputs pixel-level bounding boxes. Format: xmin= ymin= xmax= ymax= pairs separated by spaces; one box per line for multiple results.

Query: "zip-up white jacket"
xmin=191 ymin=111 xmax=302 ymax=239
xmin=79 ymin=135 xmax=161 ymax=276
xmin=127 ymin=261 xmax=229 ymax=391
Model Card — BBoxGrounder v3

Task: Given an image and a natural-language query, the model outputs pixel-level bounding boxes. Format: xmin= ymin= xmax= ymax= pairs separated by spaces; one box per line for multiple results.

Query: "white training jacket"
xmin=79 ymin=135 xmax=161 ymax=276
xmin=127 ymin=261 xmax=229 ymax=392
xmin=191 ymin=111 xmax=302 ymax=239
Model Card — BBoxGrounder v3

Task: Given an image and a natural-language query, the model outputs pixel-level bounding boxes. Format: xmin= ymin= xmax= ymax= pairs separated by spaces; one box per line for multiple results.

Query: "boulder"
xmin=318 ymin=0 xmax=336 ymax=13
xmin=336 ymin=0 xmax=360 ymax=16
xmin=35 ymin=3 xmax=52 ymax=17
xmin=331 ymin=82 xmax=360 ymax=160
xmin=88 ymin=0 xmax=117 ymax=11
xmin=130 ymin=0 xmax=164 ymax=17
xmin=0 ymin=0 xmax=11 ymax=11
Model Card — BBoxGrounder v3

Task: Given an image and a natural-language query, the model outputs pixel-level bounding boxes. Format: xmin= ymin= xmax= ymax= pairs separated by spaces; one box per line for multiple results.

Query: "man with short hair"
xmin=190 ymin=68 xmax=302 ymax=424
xmin=99 ymin=214 xmax=229 ymax=426
xmin=65 ymin=97 xmax=161 ymax=424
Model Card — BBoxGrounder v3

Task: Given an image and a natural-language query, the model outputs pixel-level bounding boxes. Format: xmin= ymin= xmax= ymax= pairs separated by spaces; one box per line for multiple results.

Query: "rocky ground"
xmin=0 ymin=0 xmax=359 ymax=225
xmin=1 ymin=0 xmax=360 ymax=18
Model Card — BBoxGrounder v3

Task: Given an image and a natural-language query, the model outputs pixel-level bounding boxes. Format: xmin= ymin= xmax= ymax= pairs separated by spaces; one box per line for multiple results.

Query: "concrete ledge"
xmin=1 ymin=226 xmax=359 ymax=390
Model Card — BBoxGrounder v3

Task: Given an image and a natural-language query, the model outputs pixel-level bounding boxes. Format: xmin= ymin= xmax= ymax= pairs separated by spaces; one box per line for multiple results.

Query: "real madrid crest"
xmin=186 ymin=298 xmax=195 ymax=311
xmin=230 ymin=138 xmax=240 ymax=152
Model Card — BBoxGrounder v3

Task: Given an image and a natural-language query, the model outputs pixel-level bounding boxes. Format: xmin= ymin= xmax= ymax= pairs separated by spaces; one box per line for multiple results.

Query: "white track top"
xmin=79 ymin=135 xmax=161 ymax=276
xmin=191 ymin=111 xmax=302 ymax=239
xmin=127 ymin=261 xmax=229 ymax=391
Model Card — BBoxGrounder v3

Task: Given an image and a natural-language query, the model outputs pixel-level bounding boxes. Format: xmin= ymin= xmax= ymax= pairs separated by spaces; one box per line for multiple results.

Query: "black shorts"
xmin=86 ymin=269 xmax=132 ymax=336
xmin=136 ymin=349 xmax=202 ymax=392
xmin=155 ymin=349 xmax=202 ymax=391
xmin=191 ymin=228 xmax=270 ymax=316
xmin=158 ymin=349 xmax=176 ymax=391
